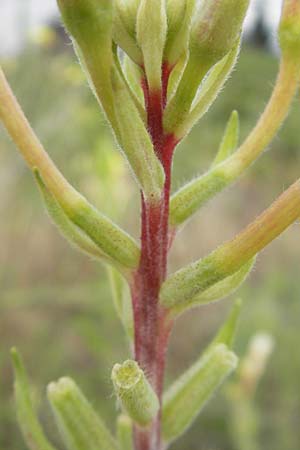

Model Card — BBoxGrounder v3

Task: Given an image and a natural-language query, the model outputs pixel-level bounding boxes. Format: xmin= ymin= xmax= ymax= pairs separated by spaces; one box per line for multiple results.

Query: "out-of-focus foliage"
xmin=1 ymin=38 xmax=300 ymax=450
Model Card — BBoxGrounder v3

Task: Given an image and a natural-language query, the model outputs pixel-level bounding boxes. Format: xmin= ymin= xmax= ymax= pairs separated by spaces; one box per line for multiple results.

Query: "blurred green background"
xmin=1 ymin=23 xmax=300 ymax=450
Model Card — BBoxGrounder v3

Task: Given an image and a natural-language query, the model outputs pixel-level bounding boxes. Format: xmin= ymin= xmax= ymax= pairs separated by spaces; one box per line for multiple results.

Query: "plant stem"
xmin=131 ymin=66 xmax=176 ymax=450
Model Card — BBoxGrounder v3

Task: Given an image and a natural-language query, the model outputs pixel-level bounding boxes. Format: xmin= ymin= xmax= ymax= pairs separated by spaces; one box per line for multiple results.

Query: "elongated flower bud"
xmin=112 ymin=360 xmax=159 ymax=427
xmin=190 ymin=0 xmax=250 ymax=67
xmin=162 ymin=344 xmax=237 ymax=443
xmin=137 ymin=0 xmax=167 ymax=91
xmin=48 ymin=377 xmax=118 ymax=450
xmin=279 ymin=0 xmax=300 ymax=57
xmin=57 ymin=0 xmax=113 ymax=51
xmin=116 ymin=0 xmax=141 ymax=38
xmin=165 ymin=0 xmax=196 ymax=64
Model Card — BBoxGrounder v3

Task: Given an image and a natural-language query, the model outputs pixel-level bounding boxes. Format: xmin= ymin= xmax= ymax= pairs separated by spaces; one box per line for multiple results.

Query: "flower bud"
xmin=48 ymin=377 xmax=118 ymax=450
xmin=165 ymin=0 xmax=196 ymax=64
xmin=116 ymin=0 xmax=141 ymax=38
xmin=57 ymin=0 xmax=113 ymax=52
xmin=189 ymin=0 xmax=249 ymax=68
xmin=113 ymin=1 xmax=143 ymax=64
xmin=112 ymin=360 xmax=159 ymax=427
xmin=279 ymin=0 xmax=300 ymax=57
xmin=137 ymin=0 xmax=167 ymax=91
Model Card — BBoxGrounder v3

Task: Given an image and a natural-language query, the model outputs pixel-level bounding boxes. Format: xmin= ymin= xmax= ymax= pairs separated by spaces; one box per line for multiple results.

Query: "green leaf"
xmin=48 ymin=377 xmax=118 ymax=450
xmin=162 ymin=344 xmax=238 ymax=443
xmin=11 ymin=348 xmax=57 ymax=450
xmin=112 ymin=360 xmax=159 ymax=427
xmin=212 ymin=111 xmax=240 ymax=167
xmin=117 ymin=415 xmax=133 ymax=450
xmin=165 ymin=179 xmax=300 ymax=308
xmin=108 ymin=267 xmax=134 ymax=340
xmin=35 ymin=170 xmax=140 ymax=270
xmin=170 ymin=258 xmax=254 ymax=316
xmin=169 ymin=165 xmax=230 ymax=226
xmin=34 ymin=170 xmax=107 ymax=261
xmin=175 ymin=41 xmax=240 ymax=139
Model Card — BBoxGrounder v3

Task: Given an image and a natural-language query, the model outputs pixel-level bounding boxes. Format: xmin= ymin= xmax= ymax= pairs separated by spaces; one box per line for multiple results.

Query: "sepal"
xmin=48 ymin=377 xmax=118 ymax=450
xmin=112 ymin=360 xmax=159 ymax=427
xmin=11 ymin=348 xmax=57 ymax=450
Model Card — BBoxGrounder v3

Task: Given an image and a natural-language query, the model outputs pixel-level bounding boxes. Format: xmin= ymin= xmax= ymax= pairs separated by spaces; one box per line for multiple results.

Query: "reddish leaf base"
xmin=132 ymin=64 xmax=179 ymax=450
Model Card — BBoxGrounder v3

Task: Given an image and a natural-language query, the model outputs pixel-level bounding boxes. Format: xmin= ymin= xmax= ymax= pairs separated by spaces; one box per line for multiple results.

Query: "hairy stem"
xmin=132 ymin=67 xmax=176 ymax=450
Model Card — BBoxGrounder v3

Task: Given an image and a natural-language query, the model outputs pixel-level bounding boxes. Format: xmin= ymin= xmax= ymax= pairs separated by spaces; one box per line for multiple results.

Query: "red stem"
xmin=132 ymin=65 xmax=178 ymax=450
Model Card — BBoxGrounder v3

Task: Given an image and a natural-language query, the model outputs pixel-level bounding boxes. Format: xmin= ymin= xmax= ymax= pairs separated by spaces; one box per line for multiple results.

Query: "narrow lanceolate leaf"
xmin=111 ymin=67 xmax=165 ymax=201
xmin=212 ymin=111 xmax=240 ymax=167
xmin=162 ymin=344 xmax=238 ymax=443
xmin=48 ymin=377 xmax=118 ymax=450
xmin=117 ymin=415 xmax=133 ymax=450
xmin=169 ymin=163 xmax=231 ymax=226
xmin=11 ymin=348 xmax=57 ymax=450
xmin=137 ymin=0 xmax=167 ymax=91
xmin=210 ymin=298 xmax=243 ymax=349
xmin=170 ymin=258 xmax=254 ymax=317
xmin=112 ymin=360 xmax=159 ymax=428
xmin=108 ymin=267 xmax=134 ymax=339
xmin=162 ymin=180 xmax=300 ymax=309
xmin=34 ymin=170 xmax=107 ymax=261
